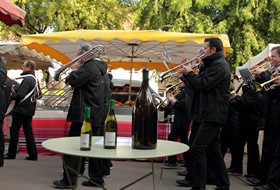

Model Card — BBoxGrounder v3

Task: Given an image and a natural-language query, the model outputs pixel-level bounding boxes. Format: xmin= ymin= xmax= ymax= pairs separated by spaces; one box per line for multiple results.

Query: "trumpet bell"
xmin=254 ymin=82 xmax=263 ymax=92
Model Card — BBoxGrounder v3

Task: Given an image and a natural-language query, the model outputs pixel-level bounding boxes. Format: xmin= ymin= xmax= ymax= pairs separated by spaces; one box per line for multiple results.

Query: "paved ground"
xmin=0 ymin=151 xmax=254 ymax=190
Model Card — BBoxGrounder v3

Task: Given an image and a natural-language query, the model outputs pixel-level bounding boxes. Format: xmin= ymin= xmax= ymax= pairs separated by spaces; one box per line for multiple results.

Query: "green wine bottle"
xmin=104 ymin=99 xmax=118 ymax=149
xmin=80 ymin=107 xmax=92 ymax=151
xmin=132 ymin=68 xmax=158 ymax=149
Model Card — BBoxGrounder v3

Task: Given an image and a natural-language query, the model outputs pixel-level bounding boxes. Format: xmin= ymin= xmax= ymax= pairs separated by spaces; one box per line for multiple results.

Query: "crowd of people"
xmin=161 ymin=40 xmax=280 ymax=190
xmin=1 ymin=40 xmax=280 ymax=190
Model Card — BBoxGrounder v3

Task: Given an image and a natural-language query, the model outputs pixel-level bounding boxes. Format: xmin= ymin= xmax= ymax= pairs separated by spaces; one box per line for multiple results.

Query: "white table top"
xmin=42 ymin=136 xmax=189 ymax=159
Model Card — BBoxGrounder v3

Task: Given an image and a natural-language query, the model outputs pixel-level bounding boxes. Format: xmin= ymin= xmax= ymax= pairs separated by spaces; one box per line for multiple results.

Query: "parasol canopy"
xmin=0 ymin=0 xmax=26 ymax=27
xmin=0 ymin=43 xmax=54 ymax=70
xmin=21 ymin=30 xmax=230 ymax=71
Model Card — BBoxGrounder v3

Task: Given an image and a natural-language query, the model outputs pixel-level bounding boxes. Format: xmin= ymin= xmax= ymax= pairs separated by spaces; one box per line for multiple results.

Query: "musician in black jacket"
xmin=162 ymin=81 xmax=191 ymax=168
xmin=4 ymin=59 xmax=38 ymax=161
xmin=229 ymin=81 xmax=263 ymax=177
xmin=252 ymin=46 xmax=280 ymax=190
xmin=0 ymin=57 xmax=7 ymax=167
xmin=53 ymin=43 xmax=110 ymax=188
xmin=247 ymin=46 xmax=280 ymax=188
xmin=179 ymin=38 xmax=230 ymax=190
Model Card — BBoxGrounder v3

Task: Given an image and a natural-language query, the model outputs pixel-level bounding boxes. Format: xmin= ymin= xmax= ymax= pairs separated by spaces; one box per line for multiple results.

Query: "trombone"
xmin=53 ymin=45 xmax=105 ymax=81
xmin=255 ymin=75 xmax=280 ymax=92
xmin=250 ymin=59 xmax=272 ymax=73
xmin=31 ymin=45 xmax=105 ymax=107
xmin=160 ymin=54 xmax=204 ymax=82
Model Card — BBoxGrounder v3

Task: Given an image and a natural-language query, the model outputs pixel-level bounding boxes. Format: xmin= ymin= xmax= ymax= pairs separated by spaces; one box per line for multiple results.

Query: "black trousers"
xmin=191 ymin=121 xmax=229 ymax=190
xmin=7 ymin=112 xmax=37 ymax=158
xmin=266 ymin=132 xmax=280 ymax=189
xmin=62 ymin=122 xmax=105 ymax=185
xmin=258 ymin=120 xmax=277 ymax=182
xmin=184 ymin=121 xmax=216 ymax=183
xmin=167 ymin=123 xmax=189 ymax=164
xmin=233 ymin=127 xmax=260 ymax=175
xmin=0 ymin=119 xmax=4 ymax=166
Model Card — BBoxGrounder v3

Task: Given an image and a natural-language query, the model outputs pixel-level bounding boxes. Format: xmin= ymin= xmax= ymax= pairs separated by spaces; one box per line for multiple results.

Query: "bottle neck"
xmin=84 ymin=107 xmax=91 ymax=120
xmin=142 ymin=69 xmax=149 ymax=88
xmin=109 ymin=99 xmax=115 ymax=113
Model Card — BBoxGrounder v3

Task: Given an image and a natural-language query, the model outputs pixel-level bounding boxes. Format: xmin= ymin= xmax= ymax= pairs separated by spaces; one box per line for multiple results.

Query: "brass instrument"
xmin=255 ymin=75 xmax=280 ymax=92
xmin=32 ymin=45 xmax=105 ymax=106
xmin=250 ymin=59 xmax=271 ymax=73
xmin=160 ymin=54 xmax=204 ymax=82
xmin=53 ymin=45 xmax=105 ymax=81
xmin=156 ymin=81 xmax=182 ymax=110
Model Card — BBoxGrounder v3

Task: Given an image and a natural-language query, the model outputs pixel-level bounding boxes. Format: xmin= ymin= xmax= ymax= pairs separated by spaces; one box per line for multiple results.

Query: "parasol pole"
xmin=128 ymin=43 xmax=138 ymax=101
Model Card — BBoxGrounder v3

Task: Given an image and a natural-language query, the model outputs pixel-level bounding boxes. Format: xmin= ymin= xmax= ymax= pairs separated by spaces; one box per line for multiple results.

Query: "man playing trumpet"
xmin=252 ymin=46 xmax=280 ymax=190
xmin=178 ymin=37 xmax=230 ymax=190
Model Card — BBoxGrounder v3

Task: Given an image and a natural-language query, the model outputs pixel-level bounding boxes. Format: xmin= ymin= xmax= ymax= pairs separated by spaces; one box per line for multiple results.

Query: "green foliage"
xmin=1 ymin=0 xmax=280 ymax=75
xmin=0 ymin=0 xmax=133 ymax=40
xmin=133 ymin=0 xmax=280 ymax=74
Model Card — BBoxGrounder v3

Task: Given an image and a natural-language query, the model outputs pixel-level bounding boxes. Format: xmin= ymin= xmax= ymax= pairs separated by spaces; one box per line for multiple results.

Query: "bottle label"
xmin=80 ymin=134 xmax=90 ymax=148
xmin=104 ymin=132 xmax=116 ymax=146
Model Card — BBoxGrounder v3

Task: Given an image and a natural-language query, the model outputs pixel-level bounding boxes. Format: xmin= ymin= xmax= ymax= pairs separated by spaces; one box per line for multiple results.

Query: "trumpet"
xmin=156 ymin=81 xmax=182 ymax=110
xmin=255 ymin=75 xmax=280 ymax=92
xmin=160 ymin=54 xmax=204 ymax=82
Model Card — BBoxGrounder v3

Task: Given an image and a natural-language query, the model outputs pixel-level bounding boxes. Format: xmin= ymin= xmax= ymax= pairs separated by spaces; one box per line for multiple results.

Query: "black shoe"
xmin=53 ymin=180 xmax=72 ymax=189
xmin=227 ymin=168 xmax=242 ymax=175
xmin=177 ymin=169 xmax=188 ymax=176
xmin=246 ymin=177 xmax=263 ymax=186
xmin=176 ymin=179 xmax=193 ymax=187
xmin=162 ymin=163 xmax=179 ymax=169
xmin=215 ymin=187 xmax=229 ymax=190
xmin=253 ymin=184 xmax=273 ymax=190
xmin=4 ymin=154 xmax=15 ymax=160
xmin=82 ymin=180 xmax=105 ymax=187
xmin=103 ymin=172 xmax=111 ymax=178
xmin=25 ymin=156 xmax=37 ymax=161
xmin=245 ymin=174 xmax=256 ymax=178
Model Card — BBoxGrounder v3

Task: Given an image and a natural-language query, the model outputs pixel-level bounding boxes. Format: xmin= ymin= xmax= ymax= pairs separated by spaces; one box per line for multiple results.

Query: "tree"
xmin=133 ymin=0 xmax=280 ymax=72
xmin=0 ymin=0 xmax=134 ymax=40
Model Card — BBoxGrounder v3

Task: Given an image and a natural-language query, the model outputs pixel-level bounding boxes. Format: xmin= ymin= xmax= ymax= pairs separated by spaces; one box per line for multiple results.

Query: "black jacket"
xmin=66 ymin=59 xmax=109 ymax=127
xmin=182 ymin=51 xmax=231 ymax=125
xmin=11 ymin=70 xmax=37 ymax=116
xmin=231 ymin=85 xmax=264 ymax=131
xmin=172 ymin=88 xmax=191 ymax=129
xmin=0 ymin=62 xmax=7 ymax=120
xmin=267 ymin=87 xmax=280 ymax=132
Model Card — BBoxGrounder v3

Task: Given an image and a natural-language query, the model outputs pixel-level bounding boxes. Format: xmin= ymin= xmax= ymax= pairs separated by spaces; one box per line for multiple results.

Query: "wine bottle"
xmin=80 ymin=107 xmax=92 ymax=151
xmin=104 ymin=99 xmax=118 ymax=149
xmin=132 ymin=68 xmax=158 ymax=149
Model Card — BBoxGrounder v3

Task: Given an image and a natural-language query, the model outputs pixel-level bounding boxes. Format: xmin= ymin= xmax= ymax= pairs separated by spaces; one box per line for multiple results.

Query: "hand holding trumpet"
xmin=178 ymin=62 xmax=193 ymax=75
xmin=270 ymin=73 xmax=280 ymax=89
